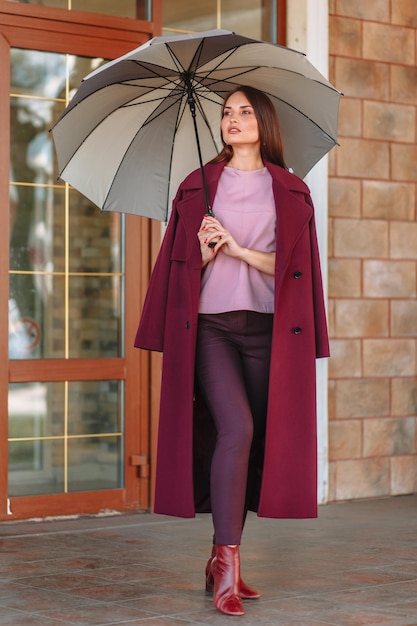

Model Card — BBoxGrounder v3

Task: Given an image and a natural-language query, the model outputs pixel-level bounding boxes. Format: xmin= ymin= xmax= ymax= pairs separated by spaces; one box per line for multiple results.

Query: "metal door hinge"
xmin=130 ymin=454 xmax=149 ymax=478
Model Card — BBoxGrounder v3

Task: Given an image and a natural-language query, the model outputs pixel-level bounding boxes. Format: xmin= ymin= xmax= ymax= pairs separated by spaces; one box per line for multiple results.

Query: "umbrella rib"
xmin=192 ymin=92 xmax=222 ymax=150
xmin=130 ymin=56 xmax=186 ymax=77
xmin=120 ymin=89 xmax=183 ymax=111
xmin=163 ymin=97 xmax=187 ymax=218
xmin=162 ymin=43 xmax=188 ymax=74
xmin=164 ymin=38 xmax=204 ymax=75
xmin=123 ymin=91 xmax=186 ymax=127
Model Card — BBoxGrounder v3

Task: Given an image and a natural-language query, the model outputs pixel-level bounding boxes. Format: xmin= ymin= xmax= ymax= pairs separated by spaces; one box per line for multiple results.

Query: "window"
xmin=162 ymin=0 xmax=285 ymax=45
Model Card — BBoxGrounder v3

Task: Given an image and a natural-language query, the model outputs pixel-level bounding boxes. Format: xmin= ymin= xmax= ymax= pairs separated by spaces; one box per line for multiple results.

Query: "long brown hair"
xmin=210 ymin=85 xmax=287 ymax=169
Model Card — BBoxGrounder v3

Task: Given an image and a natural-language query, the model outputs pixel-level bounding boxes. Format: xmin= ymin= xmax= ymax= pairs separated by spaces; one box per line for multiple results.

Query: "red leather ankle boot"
xmin=210 ymin=544 xmax=245 ymax=616
xmin=206 ymin=545 xmax=260 ymax=599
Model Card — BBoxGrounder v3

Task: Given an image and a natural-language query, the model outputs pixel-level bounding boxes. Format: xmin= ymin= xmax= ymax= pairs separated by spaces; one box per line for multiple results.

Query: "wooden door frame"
xmin=0 ymin=29 xmax=10 ymax=519
xmin=0 ymin=0 xmax=162 ymax=521
xmin=278 ymin=0 xmax=286 ymax=45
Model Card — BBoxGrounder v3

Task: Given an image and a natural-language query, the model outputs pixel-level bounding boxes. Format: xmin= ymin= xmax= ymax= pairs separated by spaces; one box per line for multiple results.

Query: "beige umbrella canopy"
xmin=51 ymin=29 xmax=341 ymax=221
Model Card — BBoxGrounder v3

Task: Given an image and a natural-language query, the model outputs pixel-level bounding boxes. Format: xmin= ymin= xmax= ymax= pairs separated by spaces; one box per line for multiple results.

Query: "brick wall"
xmin=328 ymin=0 xmax=417 ymax=500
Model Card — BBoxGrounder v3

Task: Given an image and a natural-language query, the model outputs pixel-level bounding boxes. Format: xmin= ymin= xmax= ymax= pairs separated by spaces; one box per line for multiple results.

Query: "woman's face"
xmin=221 ymin=91 xmax=260 ymax=150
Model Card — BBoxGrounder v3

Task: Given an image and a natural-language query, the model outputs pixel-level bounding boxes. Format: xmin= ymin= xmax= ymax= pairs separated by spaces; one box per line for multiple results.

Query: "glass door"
xmin=0 ymin=5 xmax=156 ymax=520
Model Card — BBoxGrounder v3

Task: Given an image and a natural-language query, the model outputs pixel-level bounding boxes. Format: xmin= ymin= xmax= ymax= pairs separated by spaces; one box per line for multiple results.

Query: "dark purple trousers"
xmin=195 ymin=310 xmax=273 ymax=545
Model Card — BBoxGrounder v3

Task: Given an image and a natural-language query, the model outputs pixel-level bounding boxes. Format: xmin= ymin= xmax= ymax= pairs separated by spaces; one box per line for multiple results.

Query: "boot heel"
xmin=205 ymin=545 xmax=215 ymax=592
xmin=205 ymin=572 xmax=214 ymax=592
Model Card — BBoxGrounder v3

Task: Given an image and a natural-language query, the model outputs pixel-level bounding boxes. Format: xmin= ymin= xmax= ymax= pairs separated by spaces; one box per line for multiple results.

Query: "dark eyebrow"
xmin=224 ymin=104 xmax=254 ymax=110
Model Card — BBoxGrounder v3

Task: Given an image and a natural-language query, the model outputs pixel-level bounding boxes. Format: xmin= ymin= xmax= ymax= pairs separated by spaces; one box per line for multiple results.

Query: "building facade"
xmin=0 ymin=0 xmax=416 ymax=521
xmin=328 ymin=0 xmax=417 ymax=501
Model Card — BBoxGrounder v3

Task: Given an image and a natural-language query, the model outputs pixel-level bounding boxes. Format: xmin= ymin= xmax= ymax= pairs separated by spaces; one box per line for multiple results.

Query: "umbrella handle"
xmin=204 ymin=210 xmax=217 ymax=248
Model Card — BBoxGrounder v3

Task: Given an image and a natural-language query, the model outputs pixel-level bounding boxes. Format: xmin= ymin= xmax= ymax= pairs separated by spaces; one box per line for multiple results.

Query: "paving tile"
xmin=0 ymin=587 xmax=98 ymax=613
xmin=319 ymin=606 xmax=417 ymax=626
xmin=0 ymin=582 xmax=37 ymax=599
xmin=10 ymin=572 xmax=114 ymax=591
xmin=114 ymin=591 xmax=211 ymax=616
xmin=39 ymin=603 xmax=157 ymax=625
xmin=66 ymin=583 xmax=157 ymax=603
xmin=0 ymin=614 xmax=66 ymax=625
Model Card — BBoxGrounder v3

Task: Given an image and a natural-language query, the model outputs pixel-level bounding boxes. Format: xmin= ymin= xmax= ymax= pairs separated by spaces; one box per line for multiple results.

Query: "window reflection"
xmin=68 ymin=437 xmax=122 ymax=492
xmin=9 ymin=276 xmax=65 ymax=359
xmin=8 ymin=382 xmax=66 ymax=496
xmin=67 ymin=381 xmax=121 ymax=436
xmin=69 ymin=276 xmax=122 ymax=359
xmin=9 ymin=439 xmax=65 ymax=496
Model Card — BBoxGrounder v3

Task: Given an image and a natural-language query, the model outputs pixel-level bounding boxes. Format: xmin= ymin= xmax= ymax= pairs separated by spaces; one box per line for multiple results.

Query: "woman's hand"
xmin=197 ymin=215 xmax=275 ymax=275
xmin=197 ymin=215 xmax=241 ymax=267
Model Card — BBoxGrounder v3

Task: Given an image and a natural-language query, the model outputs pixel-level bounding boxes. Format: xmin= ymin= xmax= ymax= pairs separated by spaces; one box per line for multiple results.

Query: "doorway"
xmin=0 ymin=4 xmax=156 ymax=520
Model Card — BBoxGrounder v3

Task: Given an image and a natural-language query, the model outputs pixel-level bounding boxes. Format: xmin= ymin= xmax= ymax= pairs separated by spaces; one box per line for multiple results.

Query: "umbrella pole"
xmin=185 ymin=78 xmax=214 ymax=217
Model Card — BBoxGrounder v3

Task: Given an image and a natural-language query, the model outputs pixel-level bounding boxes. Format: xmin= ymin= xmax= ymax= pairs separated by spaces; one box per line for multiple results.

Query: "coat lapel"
xmin=271 ymin=174 xmax=313 ymax=277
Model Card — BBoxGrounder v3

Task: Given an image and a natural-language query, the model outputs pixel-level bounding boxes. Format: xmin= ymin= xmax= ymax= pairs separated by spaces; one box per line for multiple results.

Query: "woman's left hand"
xmin=200 ymin=215 xmax=243 ymax=259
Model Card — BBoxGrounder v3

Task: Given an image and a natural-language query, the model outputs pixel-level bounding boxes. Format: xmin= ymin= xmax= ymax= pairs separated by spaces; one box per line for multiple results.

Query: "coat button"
xmin=292 ymin=326 xmax=302 ymax=335
xmin=185 ymin=321 xmax=190 ymax=329
xmin=293 ymin=271 xmax=303 ymax=279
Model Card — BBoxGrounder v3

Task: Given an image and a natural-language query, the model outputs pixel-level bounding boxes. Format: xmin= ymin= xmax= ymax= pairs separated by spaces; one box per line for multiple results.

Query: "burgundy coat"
xmin=135 ymin=161 xmax=329 ymax=519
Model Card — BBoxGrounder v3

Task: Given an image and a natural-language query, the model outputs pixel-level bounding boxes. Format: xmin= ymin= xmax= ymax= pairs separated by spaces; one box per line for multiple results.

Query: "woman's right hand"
xmin=197 ymin=216 xmax=220 ymax=267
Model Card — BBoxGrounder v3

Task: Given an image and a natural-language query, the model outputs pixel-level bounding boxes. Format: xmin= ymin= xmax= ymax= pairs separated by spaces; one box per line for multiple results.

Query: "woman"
xmin=135 ymin=86 xmax=329 ymax=617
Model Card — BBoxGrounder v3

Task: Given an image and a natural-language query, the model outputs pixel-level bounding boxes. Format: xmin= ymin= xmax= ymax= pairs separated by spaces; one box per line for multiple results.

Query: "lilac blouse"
xmin=199 ymin=166 xmax=276 ymax=314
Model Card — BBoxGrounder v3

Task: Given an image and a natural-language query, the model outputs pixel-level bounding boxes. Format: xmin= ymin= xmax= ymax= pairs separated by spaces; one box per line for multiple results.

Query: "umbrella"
xmin=51 ymin=29 xmax=341 ymax=222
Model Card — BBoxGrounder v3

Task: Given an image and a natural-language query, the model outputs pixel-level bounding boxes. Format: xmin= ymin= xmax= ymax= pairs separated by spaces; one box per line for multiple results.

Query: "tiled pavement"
xmin=1 ymin=495 xmax=417 ymax=625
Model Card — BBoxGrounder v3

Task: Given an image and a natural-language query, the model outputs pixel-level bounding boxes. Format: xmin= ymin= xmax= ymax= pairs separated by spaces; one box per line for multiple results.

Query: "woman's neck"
xmin=227 ymin=147 xmax=264 ymax=171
